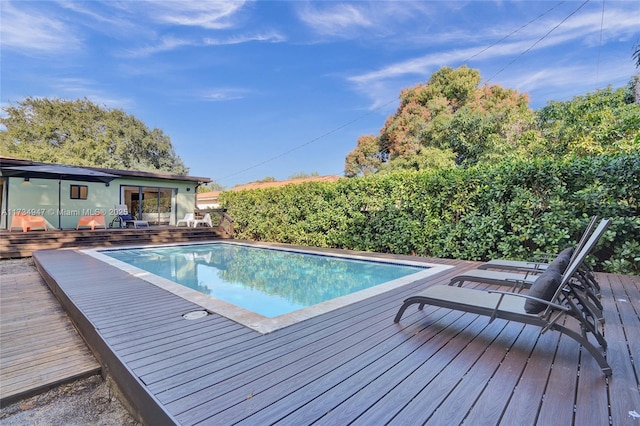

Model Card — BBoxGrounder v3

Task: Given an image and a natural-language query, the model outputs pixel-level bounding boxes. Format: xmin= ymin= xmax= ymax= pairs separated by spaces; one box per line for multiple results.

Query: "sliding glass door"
xmin=121 ymin=186 xmax=176 ymax=225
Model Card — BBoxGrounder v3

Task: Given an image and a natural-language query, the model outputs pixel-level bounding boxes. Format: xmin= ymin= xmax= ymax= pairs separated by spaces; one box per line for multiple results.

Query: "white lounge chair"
xmin=176 ymin=213 xmax=195 ymax=227
xmin=193 ymin=213 xmax=212 ymax=228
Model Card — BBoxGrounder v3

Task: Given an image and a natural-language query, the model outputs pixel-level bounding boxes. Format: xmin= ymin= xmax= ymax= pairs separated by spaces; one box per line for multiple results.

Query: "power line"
xmin=216 ymin=97 xmax=398 ymax=183
xmin=464 ymin=1 xmax=568 ymax=63
xmin=216 ymin=1 xmax=593 ymax=184
xmin=486 ymin=0 xmax=591 ymax=83
xmin=595 ymin=0 xmax=606 ymax=85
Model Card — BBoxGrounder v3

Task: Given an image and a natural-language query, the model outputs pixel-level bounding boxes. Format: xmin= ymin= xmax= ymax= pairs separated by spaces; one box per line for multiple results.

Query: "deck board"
xmin=0 ymin=271 xmax=101 ymax=405
xmin=31 ymin=248 xmax=640 ymax=425
xmin=599 ymin=272 xmax=640 ymax=426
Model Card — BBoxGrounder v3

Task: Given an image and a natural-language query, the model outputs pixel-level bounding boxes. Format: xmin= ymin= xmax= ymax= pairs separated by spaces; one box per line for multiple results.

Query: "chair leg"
xmin=394 ymin=302 xmax=414 ymax=323
xmin=550 ymin=322 xmax=612 ymax=377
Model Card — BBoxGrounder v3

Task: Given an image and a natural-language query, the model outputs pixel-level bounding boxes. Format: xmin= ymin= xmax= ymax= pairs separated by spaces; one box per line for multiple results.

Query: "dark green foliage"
xmin=0 ymin=97 xmax=188 ymax=174
xmin=221 ymin=153 xmax=640 ymax=274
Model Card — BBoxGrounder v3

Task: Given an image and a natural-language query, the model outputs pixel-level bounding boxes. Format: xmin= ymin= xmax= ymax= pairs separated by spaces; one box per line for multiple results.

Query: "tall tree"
xmin=537 ymin=86 xmax=640 ymax=157
xmin=0 ymin=97 xmax=188 ymax=174
xmin=344 ymin=66 xmax=535 ymax=177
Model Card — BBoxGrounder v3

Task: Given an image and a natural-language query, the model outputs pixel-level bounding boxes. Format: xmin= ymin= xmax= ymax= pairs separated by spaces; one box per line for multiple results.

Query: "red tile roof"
xmin=197 ymin=175 xmax=341 ymax=201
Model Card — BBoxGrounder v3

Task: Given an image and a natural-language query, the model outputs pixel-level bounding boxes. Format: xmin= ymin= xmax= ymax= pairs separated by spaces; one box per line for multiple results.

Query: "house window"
xmin=70 ymin=185 xmax=88 ymax=200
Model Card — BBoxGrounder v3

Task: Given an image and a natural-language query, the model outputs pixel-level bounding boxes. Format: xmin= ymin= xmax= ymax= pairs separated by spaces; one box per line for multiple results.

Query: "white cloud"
xmin=125 ymin=30 xmax=285 ymax=58
xmin=297 ymin=1 xmax=435 ymax=39
xmin=125 ymin=35 xmax=199 ymax=57
xmin=204 ymin=31 xmax=286 ymax=46
xmin=0 ymin=1 xmax=82 ymax=54
xmin=298 ymin=3 xmax=373 ymax=36
xmin=200 ymin=87 xmax=250 ymax=102
xmin=345 ymin=2 xmax=640 ymax=110
xmin=142 ymin=0 xmax=247 ymax=29
xmin=48 ymin=77 xmax=134 ymax=109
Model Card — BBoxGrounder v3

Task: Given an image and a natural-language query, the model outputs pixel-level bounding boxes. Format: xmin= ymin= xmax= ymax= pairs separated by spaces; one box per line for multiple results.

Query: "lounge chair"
xmin=477 ymin=216 xmax=598 ymax=274
xmin=393 ymin=273 xmax=611 ymax=376
xmin=449 ymin=219 xmax=609 ymax=300
xmin=176 ymin=213 xmax=195 ymax=227
xmin=76 ymin=212 xmax=106 ymax=230
xmin=394 ymin=222 xmax=612 ymax=376
xmin=10 ymin=212 xmax=48 ymax=232
xmin=110 ymin=204 xmax=149 ymax=229
xmin=193 ymin=213 xmax=212 ymax=228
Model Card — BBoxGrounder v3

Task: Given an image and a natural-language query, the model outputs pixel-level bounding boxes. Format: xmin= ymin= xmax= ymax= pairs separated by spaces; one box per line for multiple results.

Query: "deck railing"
xmin=198 ymin=208 xmax=234 ymax=238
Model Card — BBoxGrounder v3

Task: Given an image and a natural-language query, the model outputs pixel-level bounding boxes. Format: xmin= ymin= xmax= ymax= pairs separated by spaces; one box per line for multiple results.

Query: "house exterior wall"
xmin=2 ymin=176 xmax=200 ymax=230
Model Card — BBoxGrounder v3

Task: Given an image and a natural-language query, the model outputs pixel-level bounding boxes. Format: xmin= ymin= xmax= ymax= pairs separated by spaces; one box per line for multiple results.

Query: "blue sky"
xmin=1 ymin=1 xmax=638 ymax=187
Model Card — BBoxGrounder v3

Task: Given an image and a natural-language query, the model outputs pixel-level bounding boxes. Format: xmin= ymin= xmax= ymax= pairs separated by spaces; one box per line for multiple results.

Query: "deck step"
xmin=0 ymin=227 xmax=229 ymax=259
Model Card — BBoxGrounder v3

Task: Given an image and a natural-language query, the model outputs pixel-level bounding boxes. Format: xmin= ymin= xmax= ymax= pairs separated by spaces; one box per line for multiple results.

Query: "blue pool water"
xmin=102 ymin=243 xmax=427 ymax=318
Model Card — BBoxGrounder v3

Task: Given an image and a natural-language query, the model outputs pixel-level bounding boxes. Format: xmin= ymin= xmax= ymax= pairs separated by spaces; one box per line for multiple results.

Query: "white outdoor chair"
xmin=193 ymin=213 xmax=212 ymax=228
xmin=176 ymin=213 xmax=195 ymax=227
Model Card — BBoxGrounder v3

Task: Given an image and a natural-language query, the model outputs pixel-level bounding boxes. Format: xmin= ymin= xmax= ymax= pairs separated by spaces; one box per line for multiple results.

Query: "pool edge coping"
xmin=81 ymin=241 xmax=455 ymax=334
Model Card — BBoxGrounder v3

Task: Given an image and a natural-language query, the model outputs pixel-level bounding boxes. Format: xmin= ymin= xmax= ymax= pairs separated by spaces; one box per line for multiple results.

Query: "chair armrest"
xmin=531 ymin=252 xmax=557 ymax=263
xmin=522 ymin=261 xmax=546 ymax=269
xmin=502 ymin=278 xmax=529 ymax=292
xmin=487 ymin=289 xmax=570 ymax=312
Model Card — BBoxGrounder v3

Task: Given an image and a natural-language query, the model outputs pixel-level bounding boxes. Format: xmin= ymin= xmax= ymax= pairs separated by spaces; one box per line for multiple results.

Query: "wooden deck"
xmin=0 ymin=270 xmax=100 ymax=405
xmin=0 ymin=226 xmax=227 ymax=259
xmin=32 ymin=247 xmax=640 ymax=425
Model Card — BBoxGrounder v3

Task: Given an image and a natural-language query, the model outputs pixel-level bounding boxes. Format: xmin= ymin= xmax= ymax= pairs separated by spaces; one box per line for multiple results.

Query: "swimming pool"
xmin=84 ymin=242 xmax=453 ymax=333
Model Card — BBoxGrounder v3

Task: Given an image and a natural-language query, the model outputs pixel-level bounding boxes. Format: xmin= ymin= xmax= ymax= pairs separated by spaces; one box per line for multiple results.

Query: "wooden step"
xmin=0 ymin=227 xmax=229 ymax=259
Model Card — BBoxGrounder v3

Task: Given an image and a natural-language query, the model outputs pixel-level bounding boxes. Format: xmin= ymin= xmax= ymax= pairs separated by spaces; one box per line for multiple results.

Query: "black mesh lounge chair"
xmin=393 ymin=223 xmax=612 ymax=376
xmin=477 ymin=215 xmax=598 ymax=274
xmin=448 ymin=219 xmax=609 ymax=303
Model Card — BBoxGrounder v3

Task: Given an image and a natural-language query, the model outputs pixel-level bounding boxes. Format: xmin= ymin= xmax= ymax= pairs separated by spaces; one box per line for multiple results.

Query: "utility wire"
xmin=486 ymin=0 xmax=591 ymax=83
xmin=216 ymin=97 xmax=397 ymax=183
xmin=464 ymin=1 xmax=567 ymax=63
xmin=217 ymin=1 xmax=592 ymax=185
xmin=595 ymin=0 xmax=605 ymax=85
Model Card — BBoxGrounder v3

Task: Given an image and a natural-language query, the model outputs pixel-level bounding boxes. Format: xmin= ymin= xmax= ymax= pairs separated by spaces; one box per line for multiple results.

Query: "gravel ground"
xmin=0 ymin=258 xmax=142 ymax=426
xmin=0 ymin=376 xmax=140 ymax=426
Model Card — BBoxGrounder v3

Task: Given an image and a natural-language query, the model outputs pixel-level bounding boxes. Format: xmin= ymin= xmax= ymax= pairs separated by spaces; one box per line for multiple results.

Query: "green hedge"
xmin=220 ymin=153 xmax=640 ymax=274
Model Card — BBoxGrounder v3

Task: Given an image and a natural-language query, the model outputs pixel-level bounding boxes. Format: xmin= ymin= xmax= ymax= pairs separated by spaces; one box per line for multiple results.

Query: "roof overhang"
xmin=1 ymin=165 xmax=119 ymax=183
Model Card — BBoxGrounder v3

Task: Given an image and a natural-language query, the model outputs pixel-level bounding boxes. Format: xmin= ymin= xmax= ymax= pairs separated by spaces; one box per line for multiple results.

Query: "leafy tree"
xmin=288 ymin=171 xmax=320 ymax=179
xmin=254 ymin=176 xmax=277 ymax=183
xmin=345 ymin=66 xmax=639 ymax=177
xmin=344 ymin=135 xmax=386 ymax=176
xmin=0 ymin=97 xmax=188 ymax=174
xmin=344 ymin=66 xmax=534 ymax=176
xmin=536 ymin=86 xmax=640 ymax=157
xmin=198 ymin=181 xmax=224 ymax=192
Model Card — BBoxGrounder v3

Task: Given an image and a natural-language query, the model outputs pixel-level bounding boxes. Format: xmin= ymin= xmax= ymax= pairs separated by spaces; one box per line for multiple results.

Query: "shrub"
xmin=221 ymin=153 xmax=640 ymax=274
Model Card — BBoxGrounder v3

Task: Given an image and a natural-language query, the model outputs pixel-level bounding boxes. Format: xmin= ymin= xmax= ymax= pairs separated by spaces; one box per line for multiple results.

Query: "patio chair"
xmin=394 ymin=232 xmax=612 ymax=376
xmin=10 ymin=212 xmax=48 ymax=232
xmin=393 ymin=273 xmax=611 ymax=376
xmin=110 ymin=204 xmax=149 ymax=229
xmin=193 ymin=213 xmax=212 ymax=228
xmin=477 ymin=215 xmax=598 ymax=274
xmin=449 ymin=218 xmax=609 ymax=302
xmin=76 ymin=212 xmax=106 ymax=230
xmin=176 ymin=213 xmax=195 ymax=227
